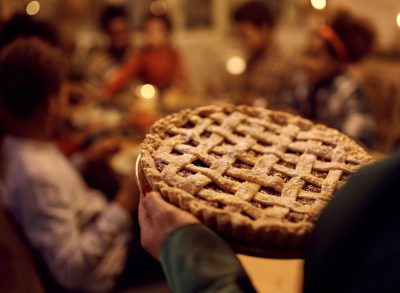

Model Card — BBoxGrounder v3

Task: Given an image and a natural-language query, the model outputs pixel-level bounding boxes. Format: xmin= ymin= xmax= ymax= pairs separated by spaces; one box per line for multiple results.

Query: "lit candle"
xmin=135 ymin=84 xmax=158 ymax=111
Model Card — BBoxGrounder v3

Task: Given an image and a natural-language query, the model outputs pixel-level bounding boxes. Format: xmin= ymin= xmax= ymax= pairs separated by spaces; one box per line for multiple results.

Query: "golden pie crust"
xmin=141 ymin=104 xmax=372 ymax=247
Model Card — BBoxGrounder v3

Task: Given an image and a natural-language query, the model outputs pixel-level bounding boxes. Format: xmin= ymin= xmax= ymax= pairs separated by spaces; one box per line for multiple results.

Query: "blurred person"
xmin=0 ymin=13 xmax=104 ymax=157
xmin=232 ymin=1 xmax=296 ymax=108
xmin=0 ymin=123 xmax=3 ymax=143
xmin=0 ymin=13 xmax=59 ymax=50
xmin=139 ymin=150 xmax=400 ymax=293
xmin=284 ymin=10 xmax=375 ymax=147
xmin=86 ymin=5 xmax=136 ymax=87
xmin=0 ymin=38 xmax=141 ymax=292
xmin=0 ymin=12 xmax=102 ymax=102
xmin=103 ymin=12 xmax=188 ymax=98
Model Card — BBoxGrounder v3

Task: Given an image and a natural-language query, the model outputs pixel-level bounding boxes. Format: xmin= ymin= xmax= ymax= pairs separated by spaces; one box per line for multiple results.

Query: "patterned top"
xmin=283 ymin=71 xmax=374 ymax=147
xmin=1 ymin=135 xmax=131 ymax=291
xmin=240 ymin=46 xmax=297 ymax=108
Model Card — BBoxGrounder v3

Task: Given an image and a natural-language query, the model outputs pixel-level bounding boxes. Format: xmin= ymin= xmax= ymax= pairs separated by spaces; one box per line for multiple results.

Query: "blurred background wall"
xmin=1 ymin=0 xmax=400 ymax=92
xmin=1 ymin=0 xmax=400 ymax=150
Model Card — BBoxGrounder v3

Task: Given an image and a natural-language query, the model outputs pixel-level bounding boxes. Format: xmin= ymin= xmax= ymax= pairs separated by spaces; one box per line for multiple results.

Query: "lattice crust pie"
xmin=141 ymin=105 xmax=372 ymax=247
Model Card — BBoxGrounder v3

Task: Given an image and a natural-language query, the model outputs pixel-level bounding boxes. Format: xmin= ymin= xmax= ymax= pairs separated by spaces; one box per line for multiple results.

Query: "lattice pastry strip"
xmin=141 ymin=104 xmax=373 ymax=247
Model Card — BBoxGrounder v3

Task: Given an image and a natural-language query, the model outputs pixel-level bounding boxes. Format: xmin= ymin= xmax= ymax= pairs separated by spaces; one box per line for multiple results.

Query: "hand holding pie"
xmin=139 ymin=191 xmax=199 ymax=260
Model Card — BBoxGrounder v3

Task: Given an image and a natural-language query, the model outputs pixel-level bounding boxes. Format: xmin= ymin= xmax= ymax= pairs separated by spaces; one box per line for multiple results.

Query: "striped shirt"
xmin=1 ymin=135 xmax=131 ymax=292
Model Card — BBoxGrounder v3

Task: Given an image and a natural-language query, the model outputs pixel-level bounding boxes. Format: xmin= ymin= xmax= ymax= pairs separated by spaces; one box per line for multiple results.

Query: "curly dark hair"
xmin=232 ymin=1 xmax=275 ymax=28
xmin=0 ymin=38 xmax=67 ymax=119
xmin=0 ymin=13 xmax=59 ymax=50
xmin=100 ymin=5 xmax=129 ymax=31
xmin=327 ymin=10 xmax=375 ymax=62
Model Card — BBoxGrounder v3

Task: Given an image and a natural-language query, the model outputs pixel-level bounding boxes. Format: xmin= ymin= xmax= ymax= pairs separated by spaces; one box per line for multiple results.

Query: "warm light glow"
xmin=150 ymin=0 xmax=167 ymax=16
xmin=137 ymin=84 xmax=157 ymax=99
xmin=311 ymin=0 xmax=326 ymax=10
xmin=226 ymin=56 xmax=246 ymax=75
xmin=26 ymin=1 xmax=40 ymax=16
xmin=397 ymin=12 xmax=400 ymax=28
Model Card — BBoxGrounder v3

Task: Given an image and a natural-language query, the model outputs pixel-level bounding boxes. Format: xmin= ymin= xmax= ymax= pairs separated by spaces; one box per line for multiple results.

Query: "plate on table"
xmin=110 ymin=145 xmax=140 ymax=177
xmin=71 ymin=104 xmax=123 ymax=130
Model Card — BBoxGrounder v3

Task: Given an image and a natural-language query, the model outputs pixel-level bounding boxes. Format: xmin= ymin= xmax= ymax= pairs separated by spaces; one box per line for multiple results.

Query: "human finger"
xmin=138 ymin=192 xmax=152 ymax=229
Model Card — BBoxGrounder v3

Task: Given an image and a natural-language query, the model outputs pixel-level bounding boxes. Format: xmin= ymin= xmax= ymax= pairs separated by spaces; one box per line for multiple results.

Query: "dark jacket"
xmin=160 ymin=152 xmax=400 ymax=292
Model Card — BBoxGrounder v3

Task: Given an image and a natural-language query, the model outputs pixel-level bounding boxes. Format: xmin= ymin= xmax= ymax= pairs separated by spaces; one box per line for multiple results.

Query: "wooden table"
xmin=238 ymin=255 xmax=304 ymax=293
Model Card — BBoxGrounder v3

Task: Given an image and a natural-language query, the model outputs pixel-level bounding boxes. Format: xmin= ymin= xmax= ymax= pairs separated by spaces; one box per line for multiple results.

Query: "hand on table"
xmin=83 ymin=136 xmax=121 ymax=165
xmin=139 ymin=191 xmax=199 ymax=260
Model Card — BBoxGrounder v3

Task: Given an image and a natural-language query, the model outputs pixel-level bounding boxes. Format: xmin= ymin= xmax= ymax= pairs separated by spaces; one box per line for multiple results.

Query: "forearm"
xmin=160 ymin=224 xmax=255 ymax=293
xmin=23 ymin=183 xmax=131 ymax=291
xmin=103 ymin=57 xmax=139 ymax=96
xmin=103 ymin=70 xmax=132 ymax=96
xmin=41 ymin=202 xmax=131 ymax=290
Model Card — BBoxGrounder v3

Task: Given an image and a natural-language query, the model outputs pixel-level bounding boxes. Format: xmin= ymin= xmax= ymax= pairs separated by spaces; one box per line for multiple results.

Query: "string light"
xmin=311 ymin=0 xmax=326 ymax=10
xmin=26 ymin=1 xmax=40 ymax=16
xmin=150 ymin=0 xmax=167 ymax=16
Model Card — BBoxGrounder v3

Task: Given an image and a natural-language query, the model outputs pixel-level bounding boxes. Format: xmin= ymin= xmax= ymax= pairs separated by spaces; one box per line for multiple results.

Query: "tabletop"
xmin=239 ymin=254 xmax=304 ymax=293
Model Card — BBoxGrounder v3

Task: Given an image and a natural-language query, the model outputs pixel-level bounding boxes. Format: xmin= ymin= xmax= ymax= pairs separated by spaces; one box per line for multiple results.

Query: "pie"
xmin=140 ymin=104 xmax=372 ymax=248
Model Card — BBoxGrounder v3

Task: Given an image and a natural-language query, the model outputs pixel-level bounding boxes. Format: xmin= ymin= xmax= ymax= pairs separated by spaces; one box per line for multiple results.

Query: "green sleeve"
xmin=160 ymin=224 xmax=256 ymax=293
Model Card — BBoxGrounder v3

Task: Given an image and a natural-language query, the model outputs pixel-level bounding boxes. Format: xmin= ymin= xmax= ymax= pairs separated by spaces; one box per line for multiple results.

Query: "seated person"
xmin=86 ymin=5 xmax=136 ymax=87
xmin=139 ymin=148 xmax=400 ymax=293
xmin=103 ymin=12 xmax=188 ymax=97
xmin=0 ymin=38 xmax=138 ymax=292
xmin=232 ymin=1 xmax=296 ymax=108
xmin=284 ymin=10 xmax=375 ymax=147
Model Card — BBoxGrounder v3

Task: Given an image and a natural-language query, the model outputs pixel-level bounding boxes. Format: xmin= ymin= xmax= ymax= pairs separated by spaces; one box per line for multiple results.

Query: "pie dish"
xmin=140 ymin=104 xmax=372 ymax=248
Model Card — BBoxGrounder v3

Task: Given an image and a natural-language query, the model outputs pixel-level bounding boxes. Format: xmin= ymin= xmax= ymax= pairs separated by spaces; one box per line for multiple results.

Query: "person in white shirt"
xmin=0 ymin=37 xmax=139 ymax=292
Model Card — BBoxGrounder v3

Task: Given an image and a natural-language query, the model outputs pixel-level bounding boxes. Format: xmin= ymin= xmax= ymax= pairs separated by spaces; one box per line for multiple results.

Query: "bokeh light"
xmin=26 ymin=1 xmax=40 ymax=16
xmin=311 ymin=0 xmax=326 ymax=10
xmin=150 ymin=0 xmax=168 ymax=16
xmin=137 ymin=84 xmax=157 ymax=99
xmin=226 ymin=56 xmax=246 ymax=75
xmin=397 ymin=12 xmax=400 ymax=28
